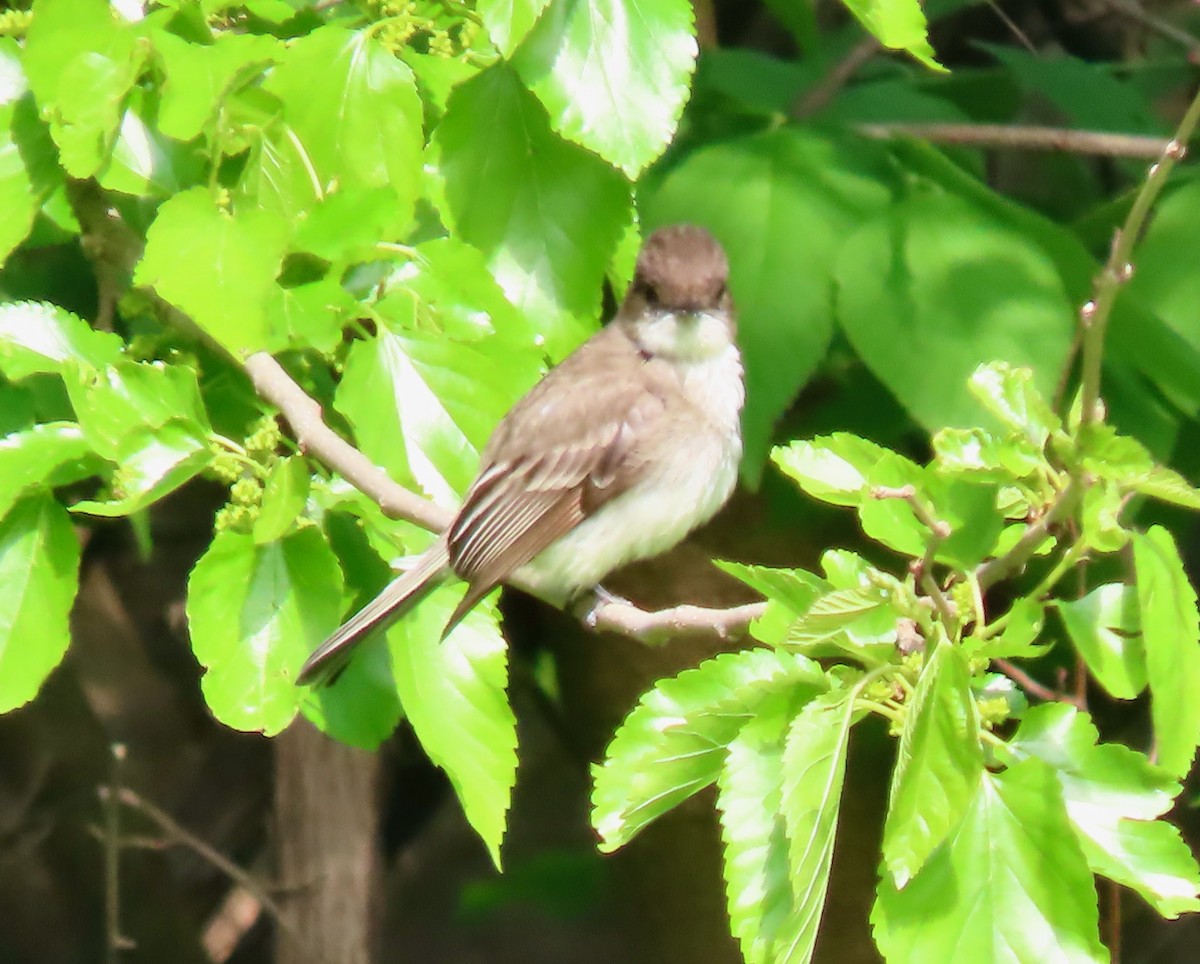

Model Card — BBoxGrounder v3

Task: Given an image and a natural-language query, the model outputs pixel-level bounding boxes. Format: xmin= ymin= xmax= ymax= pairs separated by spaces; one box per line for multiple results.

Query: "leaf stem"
xmin=976 ymin=477 xmax=1083 ymax=591
xmin=1077 ymin=89 xmax=1200 ymax=431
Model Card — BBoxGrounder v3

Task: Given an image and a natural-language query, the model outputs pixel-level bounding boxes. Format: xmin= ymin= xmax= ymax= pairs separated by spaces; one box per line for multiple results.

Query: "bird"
xmin=298 ymin=224 xmax=744 ymax=685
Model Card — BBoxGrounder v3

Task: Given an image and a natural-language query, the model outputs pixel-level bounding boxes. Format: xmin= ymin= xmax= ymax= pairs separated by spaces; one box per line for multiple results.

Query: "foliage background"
xmin=4 ymin=0 xmax=1200 ymax=960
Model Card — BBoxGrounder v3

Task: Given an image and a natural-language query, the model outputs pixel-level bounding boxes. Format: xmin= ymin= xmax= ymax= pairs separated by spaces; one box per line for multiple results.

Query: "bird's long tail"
xmin=297 ymin=537 xmax=451 ymax=686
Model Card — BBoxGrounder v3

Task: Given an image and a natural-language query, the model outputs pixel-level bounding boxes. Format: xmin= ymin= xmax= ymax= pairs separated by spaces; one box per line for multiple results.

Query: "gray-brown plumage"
xmin=298 ymin=225 xmax=742 ymax=685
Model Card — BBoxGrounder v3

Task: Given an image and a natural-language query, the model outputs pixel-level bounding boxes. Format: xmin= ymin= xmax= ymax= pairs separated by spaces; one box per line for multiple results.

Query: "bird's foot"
xmin=578 ymin=584 xmax=632 ymax=629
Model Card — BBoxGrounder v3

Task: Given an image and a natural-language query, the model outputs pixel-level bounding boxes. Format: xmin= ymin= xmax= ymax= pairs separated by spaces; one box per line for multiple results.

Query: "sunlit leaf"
xmin=592 ymin=648 xmax=826 ymax=851
xmin=1054 ymin=585 xmax=1145 ymax=701
xmin=1132 ymin=527 xmax=1200 ymax=778
xmin=775 ymin=689 xmax=855 ymax=964
xmin=187 ymin=527 xmax=342 ymax=735
xmin=0 ymin=495 xmax=81 ymax=713
xmin=883 ymin=643 xmax=983 ymax=887
xmin=513 ymin=0 xmax=697 ymax=176
xmin=1012 ymin=705 xmax=1200 ymax=918
xmin=135 ymin=187 xmax=290 ymax=354
xmin=389 ymin=588 xmax=516 ymax=868
xmin=430 ymin=63 xmax=630 ymax=355
xmin=873 ymin=758 xmax=1105 ymax=963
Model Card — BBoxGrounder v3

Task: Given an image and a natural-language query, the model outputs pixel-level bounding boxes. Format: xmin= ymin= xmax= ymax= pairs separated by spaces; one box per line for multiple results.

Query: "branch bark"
xmin=856 ymin=122 xmax=1171 ymax=158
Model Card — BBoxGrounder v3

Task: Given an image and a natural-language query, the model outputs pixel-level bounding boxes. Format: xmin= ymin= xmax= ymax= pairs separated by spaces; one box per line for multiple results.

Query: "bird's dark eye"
xmin=640 ymin=280 xmax=660 ymax=307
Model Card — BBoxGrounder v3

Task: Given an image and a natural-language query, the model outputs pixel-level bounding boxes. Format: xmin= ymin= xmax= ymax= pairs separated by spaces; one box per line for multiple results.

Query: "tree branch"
xmin=856 ymin=122 xmax=1171 ymax=158
xmin=243 ymin=353 xmax=451 ymax=532
xmin=584 ymin=599 xmax=766 ymax=644
xmin=1077 ymin=94 xmax=1200 ymax=430
xmin=246 ymin=351 xmax=761 ymax=643
xmin=976 ymin=478 xmax=1084 ymax=590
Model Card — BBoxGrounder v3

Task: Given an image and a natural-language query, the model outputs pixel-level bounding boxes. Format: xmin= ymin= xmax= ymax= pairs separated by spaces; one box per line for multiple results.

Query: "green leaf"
xmin=1077 ymin=424 xmax=1200 ymax=511
xmin=291 ymin=186 xmax=401 ymax=264
xmin=64 ymin=359 xmax=213 ymax=515
xmin=835 ymin=191 xmax=1074 ymax=437
xmin=1126 ymin=179 xmax=1200 ymax=358
xmin=592 ymin=648 xmax=826 ymax=851
xmin=264 ymin=25 xmax=423 ymax=231
xmin=1054 ymin=585 xmax=1145 ymax=701
xmin=187 ymin=527 xmax=342 ymax=735
xmin=0 ymin=494 xmax=81 ymax=713
xmin=0 ymin=84 xmax=38 ymax=266
xmin=430 ymin=64 xmax=630 ymax=356
xmin=859 ymin=456 xmax=1004 ymax=569
xmin=253 ymin=456 xmax=310 ymax=544
xmin=154 ymin=30 xmax=281 ymax=142
xmin=715 ymin=693 xmax=800 ymax=964
xmin=771 ymin=433 xmax=895 ymax=507
xmin=478 ymin=0 xmax=554 ymax=56
xmin=335 ymin=324 xmax=540 ymax=504
xmin=388 ymin=588 xmax=516 ymax=869
xmin=873 ymin=758 xmax=1106 ymax=963
xmin=229 ymin=94 xmax=321 ymax=220
xmin=776 ymin=689 xmax=856 ymax=964
xmin=512 ymin=0 xmax=697 ymax=177
xmin=713 ymin=560 xmax=829 ymax=615
xmin=967 ymin=597 xmax=1050 ymax=660
xmin=0 ymin=301 xmax=122 ymax=380
xmin=644 ymin=128 xmax=896 ymax=480
xmin=22 ymin=0 xmax=142 ymax=175
xmin=383 ymin=237 xmax=536 ymax=347
xmin=301 ymin=512 xmax=404 ymax=750
xmin=1132 ymin=527 xmax=1200 ymax=778
xmin=135 ymin=187 xmax=289 ymax=354
xmin=0 ymin=422 xmax=94 ymax=519
xmin=840 ymin=0 xmax=943 ymax=70
xmin=1012 ymin=704 xmax=1200 ymax=918
xmin=101 ymin=103 xmax=191 ymax=198
xmin=1079 ymin=482 xmax=1129 ymax=554
xmin=933 ymin=426 xmax=1044 ymax=483
xmin=786 ymin=586 xmax=896 ymax=662
xmin=883 ymin=644 xmax=982 ymax=887
xmin=969 ymin=363 xmax=1060 ymax=449
xmin=985 ymin=46 xmax=1161 ymax=136
xmin=714 ymin=560 xmax=830 ymax=645
xmin=265 ymin=278 xmax=356 ymax=355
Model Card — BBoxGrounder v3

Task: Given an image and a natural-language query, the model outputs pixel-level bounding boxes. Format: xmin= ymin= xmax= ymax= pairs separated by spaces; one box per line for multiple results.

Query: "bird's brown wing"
xmin=442 ymin=331 xmax=671 ymax=631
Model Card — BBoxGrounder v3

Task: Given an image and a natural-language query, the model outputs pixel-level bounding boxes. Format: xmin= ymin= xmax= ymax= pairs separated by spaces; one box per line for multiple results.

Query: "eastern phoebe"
xmin=298 ymin=224 xmax=743 ymax=685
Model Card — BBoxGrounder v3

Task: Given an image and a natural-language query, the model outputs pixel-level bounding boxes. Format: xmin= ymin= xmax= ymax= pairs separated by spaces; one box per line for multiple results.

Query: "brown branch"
xmin=584 ymin=599 xmax=766 ymax=643
xmin=976 ymin=478 xmax=1084 ymax=590
xmin=246 ymin=351 xmax=761 ymax=642
xmin=113 ymin=787 xmax=292 ymax=932
xmin=871 ymin=485 xmax=957 ymax=628
xmin=856 ymin=122 xmax=1171 ymax=158
xmin=1105 ymin=0 xmax=1200 ymax=57
xmin=994 ymin=657 xmax=1085 ymax=709
xmin=102 ymin=743 xmax=133 ymax=961
xmin=243 ymin=353 xmax=451 ymax=532
xmin=792 ymin=38 xmax=879 ymax=118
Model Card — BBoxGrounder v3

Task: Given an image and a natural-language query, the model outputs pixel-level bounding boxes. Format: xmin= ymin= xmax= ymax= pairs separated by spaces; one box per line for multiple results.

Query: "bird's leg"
xmin=575 ymin=584 xmax=633 ymax=629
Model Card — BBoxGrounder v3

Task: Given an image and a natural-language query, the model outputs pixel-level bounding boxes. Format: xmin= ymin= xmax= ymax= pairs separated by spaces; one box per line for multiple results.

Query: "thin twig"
xmin=243 ymin=353 xmax=451 ymax=532
xmin=792 ymin=38 xmax=880 ymax=118
xmin=994 ymin=658 xmax=1085 ymax=709
xmin=976 ymin=478 xmax=1084 ymax=590
xmin=115 ymin=787 xmax=291 ymax=930
xmin=857 ymin=122 xmax=1171 ymax=158
xmin=872 ymin=485 xmax=957 ymax=628
xmin=1105 ymin=0 xmax=1200 ymax=58
xmin=1077 ymin=94 xmax=1200 ymax=430
xmin=102 ymin=744 xmax=133 ymax=961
